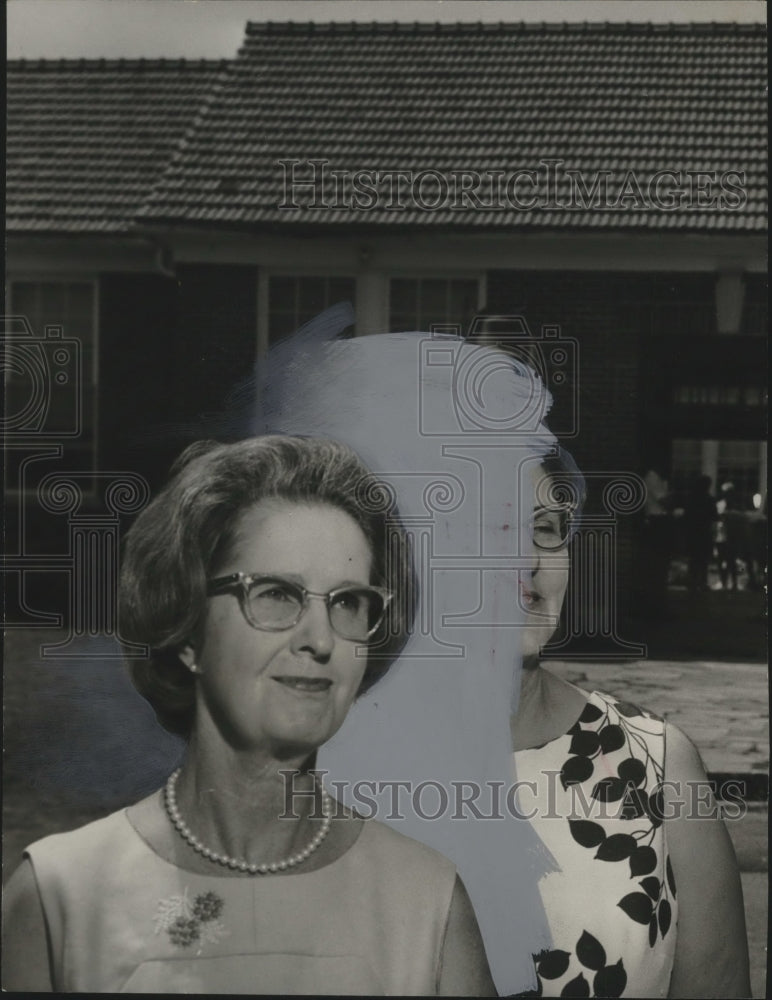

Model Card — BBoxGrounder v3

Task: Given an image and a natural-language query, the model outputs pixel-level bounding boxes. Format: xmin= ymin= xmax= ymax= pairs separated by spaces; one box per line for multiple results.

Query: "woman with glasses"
xmin=2 ymin=435 xmax=495 ymax=995
xmin=511 ymin=448 xmax=750 ymax=998
xmin=237 ymin=317 xmax=750 ymax=997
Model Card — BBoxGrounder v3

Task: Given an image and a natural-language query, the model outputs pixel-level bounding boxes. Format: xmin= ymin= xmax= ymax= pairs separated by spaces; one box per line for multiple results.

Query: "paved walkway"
xmin=546 ymin=658 xmax=769 ymax=777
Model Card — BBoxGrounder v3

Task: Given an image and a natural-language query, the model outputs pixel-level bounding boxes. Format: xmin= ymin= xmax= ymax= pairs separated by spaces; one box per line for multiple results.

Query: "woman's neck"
xmin=510 ymin=662 xmax=589 ymax=752
xmin=175 ymin=732 xmax=324 ymax=864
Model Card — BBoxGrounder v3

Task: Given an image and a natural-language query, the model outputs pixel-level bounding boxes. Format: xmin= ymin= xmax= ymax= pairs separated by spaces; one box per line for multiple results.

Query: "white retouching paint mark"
xmin=255 ymin=309 xmax=559 ymax=993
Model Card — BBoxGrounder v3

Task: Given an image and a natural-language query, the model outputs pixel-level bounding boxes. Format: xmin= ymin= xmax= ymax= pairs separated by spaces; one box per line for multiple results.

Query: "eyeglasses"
xmin=531 ymin=505 xmax=576 ymax=551
xmin=207 ymin=572 xmax=393 ymax=642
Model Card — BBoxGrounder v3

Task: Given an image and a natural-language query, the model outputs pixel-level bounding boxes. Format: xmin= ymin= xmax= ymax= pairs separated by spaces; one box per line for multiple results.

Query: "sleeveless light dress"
xmin=513 ymin=691 xmax=677 ymax=998
xmin=25 ymin=808 xmax=456 ymax=994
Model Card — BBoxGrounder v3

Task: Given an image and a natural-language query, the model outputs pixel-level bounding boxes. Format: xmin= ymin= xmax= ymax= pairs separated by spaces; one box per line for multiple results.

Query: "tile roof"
xmin=7 ymin=58 xmax=229 ymax=234
xmin=138 ymin=21 xmax=767 ymax=233
xmin=7 ymin=24 xmax=767 ymax=236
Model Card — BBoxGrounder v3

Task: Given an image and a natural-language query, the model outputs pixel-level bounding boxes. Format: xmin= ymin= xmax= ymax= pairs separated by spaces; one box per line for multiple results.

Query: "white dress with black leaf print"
xmin=513 ymin=690 xmax=677 ymax=998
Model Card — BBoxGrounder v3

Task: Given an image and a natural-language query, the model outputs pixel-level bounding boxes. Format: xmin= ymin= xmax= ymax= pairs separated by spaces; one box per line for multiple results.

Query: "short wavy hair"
xmin=119 ymin=436 xmax=416 ymax=737
xmin=539 ymin=445 xmax=587 ymax=540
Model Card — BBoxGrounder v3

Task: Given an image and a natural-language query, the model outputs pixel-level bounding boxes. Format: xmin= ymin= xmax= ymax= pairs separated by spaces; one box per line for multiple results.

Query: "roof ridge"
xmin=7 ymin=56 xmax=232 ymax=70
xmin=135 ymin=57 xmax=238 ymax=217
xmin=244 ymin=19 xmax=766 ymax=35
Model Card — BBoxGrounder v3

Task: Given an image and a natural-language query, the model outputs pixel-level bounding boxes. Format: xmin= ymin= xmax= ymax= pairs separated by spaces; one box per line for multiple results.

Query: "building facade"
xmin=5 ymin=21 xmax=767 ymax=632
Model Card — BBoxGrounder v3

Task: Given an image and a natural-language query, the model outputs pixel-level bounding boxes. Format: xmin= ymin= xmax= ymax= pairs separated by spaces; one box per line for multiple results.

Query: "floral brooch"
xmin=153 ymin=888 xmax=229 ymax=952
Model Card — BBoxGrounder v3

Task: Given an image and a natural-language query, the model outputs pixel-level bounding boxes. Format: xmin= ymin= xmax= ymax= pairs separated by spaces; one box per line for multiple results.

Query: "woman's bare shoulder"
xmin=663 ymin=720 xmax=706 ymax=776
xmin=662 ymin=720 xmax=751 ymax=996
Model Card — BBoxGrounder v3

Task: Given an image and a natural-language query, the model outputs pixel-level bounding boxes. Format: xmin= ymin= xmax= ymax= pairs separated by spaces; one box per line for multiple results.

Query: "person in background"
xmin=716 ymin=483 xmax=745 ymax=592
xmin=717 ymin=484 xmax=768 ymax=594
xmin=746 ymin=493 xmax=768 ymax=593
xmin=683 ymin=473 xmax=717 ymax=594
xmin=639 ymin=464 xmax=675 ymax=618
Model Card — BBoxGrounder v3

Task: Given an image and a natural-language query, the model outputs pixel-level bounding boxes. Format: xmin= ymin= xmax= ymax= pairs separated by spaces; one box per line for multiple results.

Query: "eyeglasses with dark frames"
xmin=207 ymin=572 xmax=393 ymax=643
xmin=531 ymin=504 xmax=576 ymax=551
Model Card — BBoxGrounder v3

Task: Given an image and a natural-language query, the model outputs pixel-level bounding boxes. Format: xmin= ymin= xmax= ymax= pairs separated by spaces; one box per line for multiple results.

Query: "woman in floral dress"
xmin=512 ymin=451 xmax=750 ymax=998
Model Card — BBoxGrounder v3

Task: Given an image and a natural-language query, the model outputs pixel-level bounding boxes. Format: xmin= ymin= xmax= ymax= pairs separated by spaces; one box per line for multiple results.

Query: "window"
xmin=741 ymin=274 xmax=767 ymax=337
xmin=5 ymin=281 xmax=97 ymax=457
xmin=268 ymin=275 xmax=356 ymax=344
xmin=670 ymin=439 xmax=703 ymax=497
xmin=671 ymin=438 xmax=765 ymax=510
xmin=672 ymin=384 xmax=765 ymax=407
xmin=717 ymin=440 xmax=766 ymax=510
xmin=389 ymin=277 xmax=480 ymax=333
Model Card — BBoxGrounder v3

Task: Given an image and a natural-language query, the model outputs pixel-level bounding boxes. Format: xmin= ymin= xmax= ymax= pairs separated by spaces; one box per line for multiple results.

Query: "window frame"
xmin=386 ymin=271 xmax=487 ymax=335
xmin=257 ymin=269 xmax=359 ymax=355
xmin=670 ymin=437 xmax=766 ymax=509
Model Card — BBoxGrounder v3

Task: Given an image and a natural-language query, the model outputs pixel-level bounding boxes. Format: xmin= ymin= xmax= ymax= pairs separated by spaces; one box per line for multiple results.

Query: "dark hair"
xmin=119 ymin=436 xmax=416 ymax=737
xmin=538 ymin=445 xmax=587 ymax=540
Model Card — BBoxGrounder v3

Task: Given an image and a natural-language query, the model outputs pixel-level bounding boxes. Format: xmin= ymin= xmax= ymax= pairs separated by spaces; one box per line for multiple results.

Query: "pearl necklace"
xmin=163 ymin=768 xmax=332 ymax=875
